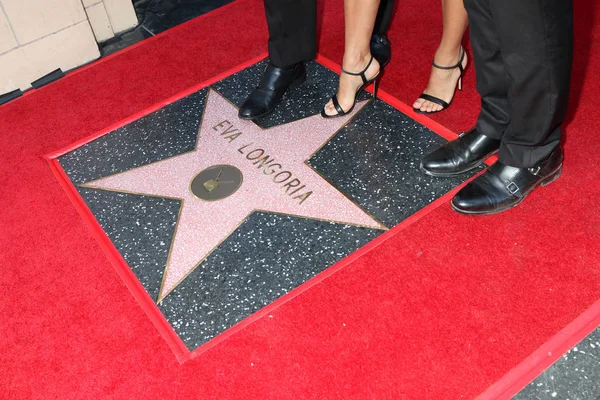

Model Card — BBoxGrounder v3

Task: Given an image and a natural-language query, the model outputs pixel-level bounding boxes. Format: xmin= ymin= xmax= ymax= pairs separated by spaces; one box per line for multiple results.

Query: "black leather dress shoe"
xmin=452 ymin=147 xmax=563 ymax=215
xmin=370 ymin=34 xmax=391 ymax=68
xmin=239 ymin=62 xmax=307 ymax=120
xmin=420 ymin=128 xmax=501 ymax=177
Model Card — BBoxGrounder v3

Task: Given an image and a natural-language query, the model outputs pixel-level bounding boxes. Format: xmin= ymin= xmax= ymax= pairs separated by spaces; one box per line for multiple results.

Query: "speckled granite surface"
xmin=57 ymin=60 xmax=476 ymax=350
xmin=513 ymin=328 xmax=600 ymax=400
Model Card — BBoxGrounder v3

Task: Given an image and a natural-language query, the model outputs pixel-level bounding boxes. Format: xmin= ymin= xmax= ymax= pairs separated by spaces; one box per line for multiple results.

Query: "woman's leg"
xmin=413 ymin=0 xmax=468 ymax=113
xmin=323 ymin=0 xmax=381 ymax=116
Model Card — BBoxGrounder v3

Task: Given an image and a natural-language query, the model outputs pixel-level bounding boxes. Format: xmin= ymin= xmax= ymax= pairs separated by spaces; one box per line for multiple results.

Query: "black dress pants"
xmin=464 ymin=0 xmax=573 ymax=167
xmin=264 ymin=0 xmax=395 ymax=68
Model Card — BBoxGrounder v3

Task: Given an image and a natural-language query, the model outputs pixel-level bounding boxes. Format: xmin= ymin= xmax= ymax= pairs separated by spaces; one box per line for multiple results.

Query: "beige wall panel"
xmin=82 ymin=0 xmax=102 ymax=7
xmin=0 ymin=47 xmax=33 ymax=91
xmin=103 ymin=0 xmax=137 ymax=34
xmin=0 ymin=21 xmax=99 ymax=93
xmin=1 ymin=0 xmax=87 ymax=44
xmin=86 ymin=2 xmax=114 ymax=42
xmin=0 ymin=6 xmax=18 ymax=53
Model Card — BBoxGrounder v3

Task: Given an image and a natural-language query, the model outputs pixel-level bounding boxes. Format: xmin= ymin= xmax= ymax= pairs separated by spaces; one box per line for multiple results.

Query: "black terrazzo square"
xmin=57 ymin=59 xmax=479 ymax=352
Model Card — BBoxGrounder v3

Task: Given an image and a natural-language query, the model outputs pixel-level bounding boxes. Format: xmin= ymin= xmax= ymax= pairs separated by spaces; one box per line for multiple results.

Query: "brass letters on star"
xmin=213 ymin=120 xmax=313 ymax=204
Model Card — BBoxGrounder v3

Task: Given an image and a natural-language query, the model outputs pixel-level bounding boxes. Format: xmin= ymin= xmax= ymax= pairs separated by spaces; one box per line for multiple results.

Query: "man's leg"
xmin=465 ymin=0 xmax=510 ymax=141
xmin=238 ymin=0 xmax=315 ymax=119
xmin=419 ymin=0 xmax=505 ymax=177
xmin=491 ymin=0 xmax=573 ymax=167
xmin=265 ymin=0 xmax=317 ymax=68
xmin=373 ymin=0 xmax=394 ymax=35
xmin=451 ymin=0 xmax=573 ymax=214
xmin=370 ymin=0 xmax=394 ymax=67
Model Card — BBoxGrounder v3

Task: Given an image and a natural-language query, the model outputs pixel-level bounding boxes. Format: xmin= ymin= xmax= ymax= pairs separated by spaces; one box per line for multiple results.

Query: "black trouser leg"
xmin=463 ymin=0 xmax=510 ymax=141
xmin=489 ymin=0 xmax=573 ymax=167
xmin=374 ymin=0 xmax=395 ymax=35
xmin=265 ymin=0 xmax=395 ymax=68
xmin=465 ymin=0 xmax=573 ymax=167
xmin=264 ymin=0 xmax=317 ymax=68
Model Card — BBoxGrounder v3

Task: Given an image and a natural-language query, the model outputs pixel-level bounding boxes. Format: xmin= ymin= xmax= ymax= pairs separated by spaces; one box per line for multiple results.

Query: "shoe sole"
xmin=420 ymin=149 xmax=500 ymax=178
xmin=237 ymin=72 xmax=307 ymax=121
xmin=413 ymin=107 xmax=448 ymax=115
xmin=451 ymin=164 xmax=563 ymax=215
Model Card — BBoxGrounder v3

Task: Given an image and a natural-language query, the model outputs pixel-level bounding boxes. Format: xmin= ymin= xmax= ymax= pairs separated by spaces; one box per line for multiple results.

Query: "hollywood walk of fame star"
xmin=82 ymin=89 xmax=386 ymax=302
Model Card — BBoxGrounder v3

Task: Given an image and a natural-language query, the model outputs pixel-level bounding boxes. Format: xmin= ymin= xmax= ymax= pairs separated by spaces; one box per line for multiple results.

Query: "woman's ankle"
xmin=342 ymin=51 xmax=372 ymax=72
xmin=434 ymin=45 xmax=462 ymax=66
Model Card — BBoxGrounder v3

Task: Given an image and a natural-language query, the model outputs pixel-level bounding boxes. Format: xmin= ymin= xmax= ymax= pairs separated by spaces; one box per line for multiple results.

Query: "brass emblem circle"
xmin=190 ymin=164 xmax=243 ymax=201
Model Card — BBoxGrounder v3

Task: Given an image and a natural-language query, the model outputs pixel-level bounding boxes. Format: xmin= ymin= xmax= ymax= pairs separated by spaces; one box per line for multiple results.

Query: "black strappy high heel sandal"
xmin=321 ymin=56 xmax=381 ymax=119
xmin=413 ymin=46 xmax=466 ymax=115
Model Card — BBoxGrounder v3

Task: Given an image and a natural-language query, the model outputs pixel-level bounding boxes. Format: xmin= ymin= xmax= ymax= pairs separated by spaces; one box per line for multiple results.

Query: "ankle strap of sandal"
xmin=432 ymin=47 xmax=465 ymax=73
xmin=341 ymin=56 xmax=375 ymax=85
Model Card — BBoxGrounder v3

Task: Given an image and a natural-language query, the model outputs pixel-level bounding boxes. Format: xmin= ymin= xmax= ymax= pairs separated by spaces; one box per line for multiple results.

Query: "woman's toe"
xmin=413 ymin=99 xmax=424 ymax=110
xmin=327 ymin=101 xmax=340 ymax=116
xmin=324 ymin=101 xmax=333 ymax=115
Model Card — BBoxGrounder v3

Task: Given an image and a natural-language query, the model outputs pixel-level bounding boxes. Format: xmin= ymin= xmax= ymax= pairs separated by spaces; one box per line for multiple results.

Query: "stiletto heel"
xmin=321 ymin=56 xmax=382 ymax=119
xmin=414 ymin=46 xmax=466 ymax=114
xmin=373 ymin=77 xmax=380 ymax=99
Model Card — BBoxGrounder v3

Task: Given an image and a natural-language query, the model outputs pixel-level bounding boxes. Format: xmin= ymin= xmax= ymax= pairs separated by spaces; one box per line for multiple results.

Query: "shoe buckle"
xmin=528 ymin=166 xmax=541 ymax=176
xmin=506 ymin=182 xmax=520 ymax=195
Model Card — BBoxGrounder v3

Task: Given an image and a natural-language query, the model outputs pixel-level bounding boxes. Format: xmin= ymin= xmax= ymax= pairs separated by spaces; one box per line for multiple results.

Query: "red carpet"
xmin=1 ymin=0 xmax=599 ymax=398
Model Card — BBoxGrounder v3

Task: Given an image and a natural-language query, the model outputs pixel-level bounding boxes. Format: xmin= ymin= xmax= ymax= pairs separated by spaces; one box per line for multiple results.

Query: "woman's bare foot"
xmin=413 ymin=47 xmax=468 ymax=113
xmin=323 ymin=53 xmax=380 ymax=117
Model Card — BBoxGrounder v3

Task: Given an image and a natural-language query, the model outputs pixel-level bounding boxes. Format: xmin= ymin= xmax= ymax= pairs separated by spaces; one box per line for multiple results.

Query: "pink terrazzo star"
xmin=83 ymin=89 xmax=385 ymax=302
